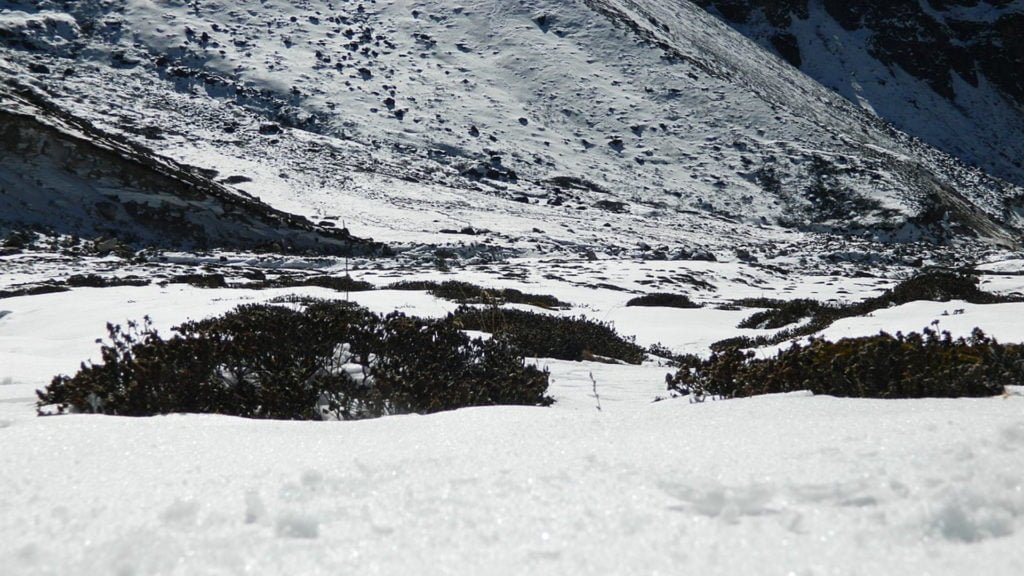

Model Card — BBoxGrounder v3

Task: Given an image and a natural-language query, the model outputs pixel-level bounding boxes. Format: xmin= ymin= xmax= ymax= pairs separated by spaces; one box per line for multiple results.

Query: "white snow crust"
xmin=2 ymin=272 xmax=1024 ymax=575
xmin=2 ymin=1 xmax=1024 ymax=573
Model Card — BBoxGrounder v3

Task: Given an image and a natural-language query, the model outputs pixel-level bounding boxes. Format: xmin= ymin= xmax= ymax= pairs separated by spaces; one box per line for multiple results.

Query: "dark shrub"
xmin=882 ymin=270 xmax=998 ymax=305
xmin=170 ymin=273 xmax=228 ymax=288
xmin=389 ymin=280 xmax=568 ymax=309
xmin=66 ymin=274 xmax=150 ymax=288
xmin=723 ymin=269 xmax=1021 ymax=349
xmin=735 ymin=298 xmax=825 ymax=329
xmin=3 ymin=230 xmax=33 ymax=249
xmin=270 ymin=274 xmax=375 ymax=292
xmin=369 ymin=315 xmax=551 ymax=414
xmin=0 ymin=284 xmax=70 ymax=300
xmin=625 ymin=292 xmax=701 ymax=309
xmin=38 ymin=301 xmax=551 ymax=419
xmin=449 ymin=306 xmax=645 ymax=364
xmin=671 ymin=328 xmax=1018 ymax=400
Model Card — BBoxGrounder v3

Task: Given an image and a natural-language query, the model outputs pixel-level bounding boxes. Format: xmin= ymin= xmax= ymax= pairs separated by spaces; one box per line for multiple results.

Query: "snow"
xmin=3 ymin=0 xmax=1024 ymax=572
xmin=3 ymin=277 xmax=1024 ymax=574
xmin=811 ymin=300 xmax=1024 ymax=344
xmin=712 ymin=0 xmax=1024 ymax=190
xmin=2 ymin=383 xmax=1023 ymax=575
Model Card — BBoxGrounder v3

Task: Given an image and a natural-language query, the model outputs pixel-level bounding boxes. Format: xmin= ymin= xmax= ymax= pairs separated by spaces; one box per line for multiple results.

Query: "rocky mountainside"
xmin=0 ymin=84 xmax=382 ymax=255
xmin=693 ymin=0 xmax=1024 ymax=188
xmin=1 ymin=0 xmax=1022 ymax=258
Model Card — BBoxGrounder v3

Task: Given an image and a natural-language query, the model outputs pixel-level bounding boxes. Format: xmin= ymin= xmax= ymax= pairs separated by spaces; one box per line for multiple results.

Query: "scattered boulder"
xmin=258 ymin=123 xmax=282 ymax=135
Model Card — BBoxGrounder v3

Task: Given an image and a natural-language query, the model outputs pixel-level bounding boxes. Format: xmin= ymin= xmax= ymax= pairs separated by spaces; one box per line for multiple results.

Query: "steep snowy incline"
xmin=693 ymin=0 xmax=1024 ymax=189
xmin=1 ymin=0 xmax=1021 ymax=253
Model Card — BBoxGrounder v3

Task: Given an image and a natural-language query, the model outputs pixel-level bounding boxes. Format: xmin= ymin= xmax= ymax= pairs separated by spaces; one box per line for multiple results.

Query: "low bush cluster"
xmin=169 ymin=273 xmax=228 ymax=289
xmin=719 ymin=270 xmax=1020 ymax=351
xmin=389 ymin=280 xmax=568 ymax=309
xmin=38 ymin=300 xmax=551 ymax=420
xmin=449 ymin=306 xmax=645 ymax=364
xmin=267 ymin=274 xmax=375 ymax=292
xmin=0 ymin=284 xmax=70 ymax=300
xmin=66 ymin=274 xmax=150 ymax=288
xmin=735 ymin=298 xmax=822 ymax=329
xmin=670 ymin=328 xmax=1018 ymax=400
xmin=625 ymin=292 xmax=701 ymax=309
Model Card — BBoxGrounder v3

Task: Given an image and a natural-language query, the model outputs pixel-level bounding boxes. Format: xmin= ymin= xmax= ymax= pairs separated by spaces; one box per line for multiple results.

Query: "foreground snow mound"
xmin=1 ymin=393 xmax=1022 ymax=575
xmin=3 ymin=262 xmax=1024 ymax=574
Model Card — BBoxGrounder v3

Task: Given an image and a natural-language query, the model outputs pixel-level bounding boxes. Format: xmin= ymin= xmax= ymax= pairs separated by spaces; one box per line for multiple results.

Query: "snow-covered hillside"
xmin=3 ymin=2 xmax=1024 ymax=573
xmin=693 ymin=0 xmax=1024 ymax=189
xmin=1 ymin=0 xmax=1022 ymax=256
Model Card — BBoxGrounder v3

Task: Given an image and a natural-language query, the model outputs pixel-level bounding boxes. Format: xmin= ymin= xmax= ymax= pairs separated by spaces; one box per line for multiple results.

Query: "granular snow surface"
xmin=2 ymin=278 xmax=1024 ymax=575
xmin=2 ymin=0 xmax=1024 ymax=569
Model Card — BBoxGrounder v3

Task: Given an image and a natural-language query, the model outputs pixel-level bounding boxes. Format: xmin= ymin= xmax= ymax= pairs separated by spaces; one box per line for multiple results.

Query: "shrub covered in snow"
xmin=449 ymin=306 xmax=645 ymax=364
xmin=38 ymin=300 xmax=551 ymax=419
xmin=670 ymin=328 xmax=1020 ymax=400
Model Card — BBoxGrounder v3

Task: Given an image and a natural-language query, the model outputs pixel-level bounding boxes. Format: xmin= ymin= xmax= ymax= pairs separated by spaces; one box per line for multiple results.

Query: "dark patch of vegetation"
xmin=389 ymin=280 xmax=568 ymax=309
xmin=449 ymin=306 xmax=645 ymax=364
xmin=626 ymin=292 xmax=701 ymax=309
xmin=3 ymin=230 xmax=33 ymax=249
xmin=38 ymin=300 xmax=551 ymax=420
xmin=0 ymin=284 xmax=70 ymax=300
xmin=647 ymin=343 xmax=684 ymax=365
xmin=169 ymin=273 xmax=228 ymax=289
xmin=268 ymin=274 xmax=375 ymax=293
xmin=66 ymin=274 xmax=150 ymax=288
xmin=670 ymin=328 xmax=1018 ymax=400
xmin=717 ymin=270 xmax=1021 ymax=352
xmin=735 ymin=298 xmax=822 ymax=330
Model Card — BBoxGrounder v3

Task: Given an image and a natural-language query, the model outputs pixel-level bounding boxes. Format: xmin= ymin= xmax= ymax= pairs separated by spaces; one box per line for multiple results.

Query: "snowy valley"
xmin=1 ymin=1 xmax=1024 ymax=574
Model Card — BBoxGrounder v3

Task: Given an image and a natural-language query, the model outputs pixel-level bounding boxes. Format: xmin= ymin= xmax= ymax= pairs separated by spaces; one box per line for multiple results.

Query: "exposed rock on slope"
xmin=0 ymin=87 xmax=383 ymax=255
xmin=0 ymin=0 xmax=1021 ymax=253
xmin=693 ymin=0 xmax=1024 ymax=188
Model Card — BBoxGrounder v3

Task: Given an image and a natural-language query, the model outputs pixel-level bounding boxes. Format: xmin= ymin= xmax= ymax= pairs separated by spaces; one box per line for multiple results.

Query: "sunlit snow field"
xmin=2 ymin=267 xmax=1023 ymax=575
xmin=1 ymin=0 xmax=1024 ymax=571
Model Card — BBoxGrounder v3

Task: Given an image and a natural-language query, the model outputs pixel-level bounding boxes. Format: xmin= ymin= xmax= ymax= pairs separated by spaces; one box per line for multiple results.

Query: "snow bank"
xmin=2 ymin=280 xmax=1024 ymax=573
xmin=1 ymin=391 xmax=1022 ymax=575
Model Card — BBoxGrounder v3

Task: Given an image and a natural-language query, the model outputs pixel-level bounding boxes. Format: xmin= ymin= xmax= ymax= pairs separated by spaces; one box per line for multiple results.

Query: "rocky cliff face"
xmin=694 ymin=0 xmax=1024 ymax=187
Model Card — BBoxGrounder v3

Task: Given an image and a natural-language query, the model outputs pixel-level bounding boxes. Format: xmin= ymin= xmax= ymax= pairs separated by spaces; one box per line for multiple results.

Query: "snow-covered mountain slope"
xmin=1 ymin=0 xmax=1022 ymax=256
xmin=0 ymin=87 xmax=383 ymax=254
xmin=693 ymin=0 xmax=1024 ymax=188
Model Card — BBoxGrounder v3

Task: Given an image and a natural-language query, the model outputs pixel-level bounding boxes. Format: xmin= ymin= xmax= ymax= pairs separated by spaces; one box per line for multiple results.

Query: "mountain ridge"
xmin=693 ymin=0 xmax=1024 ymax=188
xmin=1 ymin=0 xmax=1021 ymax=256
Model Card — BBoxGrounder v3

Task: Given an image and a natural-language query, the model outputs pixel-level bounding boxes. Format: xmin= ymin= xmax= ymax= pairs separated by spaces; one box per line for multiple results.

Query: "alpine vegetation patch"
xmin=670 ymin=328 xmax=1020 ymax=401
xmin=388 ymin=280 xmax=569 ymax=309
xmin=625 ymin=292 xmax=701 ymax=309
xmin=716 ymin=269 xmax=1023 ymax=351
xmin=449 ymin=306 xmax=646 ymax=364
xmin=38 ymin=300 xmax=551 ymax=420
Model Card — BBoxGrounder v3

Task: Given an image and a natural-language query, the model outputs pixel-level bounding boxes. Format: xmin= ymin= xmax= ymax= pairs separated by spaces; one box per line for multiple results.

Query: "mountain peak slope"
xmin=693 ymin=0 xmax=1024 ymax=189
xmin=1 ymin=0 xmax=1021 ymax=255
